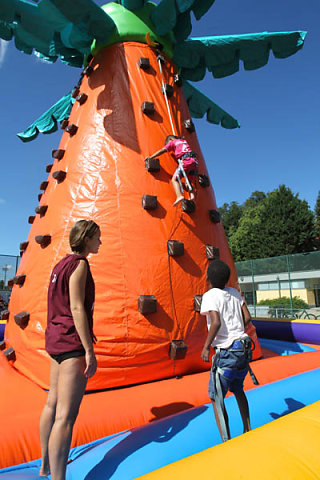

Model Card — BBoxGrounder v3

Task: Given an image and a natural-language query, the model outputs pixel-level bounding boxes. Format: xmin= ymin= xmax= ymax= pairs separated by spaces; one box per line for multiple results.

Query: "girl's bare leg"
xmin=171 ymin=176 xmax=184 ymax=205
xmin=48 ymin=357 xmax=87 ymax=480
xmin=40 ymin=359 xmax=59 ymax=476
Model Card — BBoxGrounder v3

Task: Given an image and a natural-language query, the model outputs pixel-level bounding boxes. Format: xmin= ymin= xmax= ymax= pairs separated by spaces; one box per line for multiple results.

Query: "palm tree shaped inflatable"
xmin=1 ymin=0 xmax=305 ymax=392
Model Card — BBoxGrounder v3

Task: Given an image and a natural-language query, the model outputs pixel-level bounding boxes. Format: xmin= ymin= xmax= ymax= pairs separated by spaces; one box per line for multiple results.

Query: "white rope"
xmin=157 ymin=56 xmax=192 ymax=192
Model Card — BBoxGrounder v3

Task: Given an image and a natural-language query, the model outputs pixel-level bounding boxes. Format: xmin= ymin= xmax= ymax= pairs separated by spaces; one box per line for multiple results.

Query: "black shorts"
xmin=49 ymin=349 xmax=85 ymax=364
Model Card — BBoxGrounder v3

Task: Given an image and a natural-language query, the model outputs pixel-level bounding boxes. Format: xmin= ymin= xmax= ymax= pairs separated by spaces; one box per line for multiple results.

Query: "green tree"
xmin=229 ymin=185 xmax=315 ymax=261
xmin=243 ymin=191 xmax=266 ymax=210
xmin=314 ymin=190 xmax=320 ymax=247
xmin=219 ymin=201 xmax=243 ymax=238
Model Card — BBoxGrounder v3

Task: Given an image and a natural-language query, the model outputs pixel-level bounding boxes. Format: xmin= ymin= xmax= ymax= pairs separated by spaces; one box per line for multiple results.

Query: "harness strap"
xmin=214 ymin=363 xmax=230 ymax=442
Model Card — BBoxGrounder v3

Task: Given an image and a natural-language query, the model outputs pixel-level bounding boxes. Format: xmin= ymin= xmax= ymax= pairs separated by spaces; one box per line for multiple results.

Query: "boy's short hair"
xmin=207 ymin=259 xmax=230 ymax=289
xmin=165 ymin=135 xmax=184 ymax=145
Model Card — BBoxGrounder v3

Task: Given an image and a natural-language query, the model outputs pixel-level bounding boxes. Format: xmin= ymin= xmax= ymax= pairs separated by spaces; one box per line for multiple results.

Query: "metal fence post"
xmin=250 ymin=259 xmax=256 ymax=317
xmin=286 ymin=254 xmax=293 ymax=317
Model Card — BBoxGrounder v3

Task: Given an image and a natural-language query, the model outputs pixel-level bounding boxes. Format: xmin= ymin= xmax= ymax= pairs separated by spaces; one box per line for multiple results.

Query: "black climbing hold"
xmin=181 ymin=199 xmax=196 ymax=214
xmin=35 ymin=235 xmax=51 ymax=248
xmin=161 ymin=84 xmax=174 ymax=98
xmin=206 ymin=245 xmax=220 ymax=260
xmin=142 ymin=195 xmax=157 ymax=210
xmin=145 ymin=158 xmax=160 ymax=172
xmin=198 ymin=174 xmax=210 ymax=188
xmin=208 ymin=209 xmax=221 ymax=224
xmin=194 ymin=295 xmax=203 ymax=312
xmin=138 ymin=295 xmax=157 ymax=314
xmin=14 ymin=311 xmax=30 ymax=329
xmin=52 ymin=170 xmax=66 ymax=183
xmin=52 ymin=149 xmax=65 ymax=160
xmin=184 ymin=119 xmax=195 ymax=133
xmin=167 ymin=240 xmax=184 ymax=257
xmin=138 ymin=57 xmax=150 ymax=70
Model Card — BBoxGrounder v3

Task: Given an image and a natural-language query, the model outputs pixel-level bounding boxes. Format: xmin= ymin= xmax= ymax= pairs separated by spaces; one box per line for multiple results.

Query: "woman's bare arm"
xmin=69 ymin=260 xmax=97 ymax=378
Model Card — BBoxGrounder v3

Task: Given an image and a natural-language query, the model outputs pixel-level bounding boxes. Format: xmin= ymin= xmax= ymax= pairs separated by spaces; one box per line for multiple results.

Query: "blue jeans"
xmin=208 ymin=347 xmax=249 ymax=400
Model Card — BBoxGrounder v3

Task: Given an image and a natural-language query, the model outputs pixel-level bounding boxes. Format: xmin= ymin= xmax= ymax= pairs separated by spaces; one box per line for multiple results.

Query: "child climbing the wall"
xmin=146 ymin=135 xmax=198 ymax=206
xmin=200 ymin=259 xmax=253 ymax=442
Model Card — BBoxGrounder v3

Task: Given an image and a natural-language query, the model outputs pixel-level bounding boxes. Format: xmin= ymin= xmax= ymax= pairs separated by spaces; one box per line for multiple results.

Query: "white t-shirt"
xmin=200 ymin=287 xmax=246 ymax=349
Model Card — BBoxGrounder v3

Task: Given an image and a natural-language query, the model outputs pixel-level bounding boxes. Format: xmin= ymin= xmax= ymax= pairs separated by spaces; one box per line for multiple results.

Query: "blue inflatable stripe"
xmin=1 ymin=367 xmax=320 ymax=479
xmin=259 ymin=338 xmax=316 ymax=355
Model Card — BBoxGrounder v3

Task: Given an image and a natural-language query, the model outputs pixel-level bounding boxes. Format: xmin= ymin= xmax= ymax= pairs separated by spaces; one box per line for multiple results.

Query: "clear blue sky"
xmin=0 ymin=0 xmax=319 ymax=256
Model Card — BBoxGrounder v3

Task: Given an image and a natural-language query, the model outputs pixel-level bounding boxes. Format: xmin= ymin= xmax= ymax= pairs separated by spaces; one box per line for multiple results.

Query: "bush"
xmin=258 ymin=296 xmax=308 ymax=309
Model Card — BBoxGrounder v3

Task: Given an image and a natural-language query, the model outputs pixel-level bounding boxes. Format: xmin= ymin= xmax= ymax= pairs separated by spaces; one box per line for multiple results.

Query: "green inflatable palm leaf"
xmin=183 ymin=81 xmax=239 ymax=129
xmin=17 ymin=93 xmax=74 ymax=142
xmin=174 ymin=31 xmax=307 ymax=81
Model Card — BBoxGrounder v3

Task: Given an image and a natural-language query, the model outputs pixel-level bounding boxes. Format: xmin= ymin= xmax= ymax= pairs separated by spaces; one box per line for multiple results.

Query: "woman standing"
xmin=39 ymin=220 xmax=101 ymax=479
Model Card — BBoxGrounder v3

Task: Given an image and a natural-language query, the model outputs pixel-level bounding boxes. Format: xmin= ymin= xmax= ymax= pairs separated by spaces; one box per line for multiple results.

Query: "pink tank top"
xmin=45 ymin=254 xmax=95 ymax=355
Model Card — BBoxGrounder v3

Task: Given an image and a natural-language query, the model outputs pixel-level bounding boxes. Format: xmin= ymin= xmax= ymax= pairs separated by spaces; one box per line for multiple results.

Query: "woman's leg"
xmin=48 ymin=356 xmax=87 ymax=480
xmin=39 ymin=358 xmax=59 ymax=476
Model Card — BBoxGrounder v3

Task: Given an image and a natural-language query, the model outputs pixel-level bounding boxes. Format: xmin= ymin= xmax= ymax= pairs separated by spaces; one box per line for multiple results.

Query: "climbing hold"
xmin=141 ymin=102 xmax=155 ymax=115
xmin=83 ymin=65 xmax=93 ymax=76
xmin=40 ymin=181 xmax=48 ymax=191
xmin=7 ymin=279 xmax=14 ymax=288
xmin=4 ymin=347 xmax=15 ymax=362
xmin=138 ymin=57 xmax=150 ymax=70
xmin=52 ymin=170 xmax=66 ymax=183
xmin=65 ymin=124 xmax=78 ymax=136
xmin=14 ymin=311 xmax=30 ymax=329
xmin=167 ymin=240 xmax=184 ymax=257
xmin=181 ymin=199 xmax=196 ymax=214
xmin=19 ymin=241 xmax=29 ymax=252
xmin=145 ymin=157 xmax=160 ymax=172
xmin=60 ymin=119 xmax=69 ymax=130
xmin=28 ymin=215 xmax=35 ymax=224
xmin=13 ymin=275 xmax=26 ymax=286
xmin=35 ymin=235 xmax=51 ymax=248
xmin=206 ymin=245 xmax=220 ymax=260
xmin=169 ymin=340 xmax=188 ymax=360
xmin=194 ymin=295 xmax=203 ymax=312
xmin=161 ymin=84 xmax=174 ymax=98
xmin=38 ymin=193 xmax=43 ymax=202
xmin=184 ymin=119 xmax=195 ymax=132
xmin=0 ymin=341 xmax=5 ymax=351
xmin=0 ymin=310 xmax=9 ymax=320
xmin=198 ymin=174 xmax=210 ymax=188
xmin=76 ymin=93 xmax=88 ymax=105
xmin=142 ymin=195 xmax=157 ymax=210
xmin=46 ymin=164 xmax=53 ymax=173
xmin=208 ymin=209 xmax=221 ymax=224
xmin=35 ymin=205 xmax=48 ymax=217
xmin=71 ymin=86 xmax=80 ymax=98
xmin=52 ymin=149 xmax=65 ymax=160
xmin=173 ymin=74 xmax=182 ymax=87
xmin=138 ymin=295 xmax=157 ymax=314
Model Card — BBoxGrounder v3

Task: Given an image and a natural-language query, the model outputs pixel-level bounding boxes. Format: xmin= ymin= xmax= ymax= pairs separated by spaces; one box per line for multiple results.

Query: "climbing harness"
xmin=212 ymin=337 xmax=259 ymax=442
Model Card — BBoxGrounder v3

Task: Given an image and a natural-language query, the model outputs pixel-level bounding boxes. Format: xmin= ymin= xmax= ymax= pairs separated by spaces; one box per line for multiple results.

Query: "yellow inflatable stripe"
xmin=255 ymin=316 xmax=318 ymax=324
xmin=138 ymin=401 xmax=320 ymax=479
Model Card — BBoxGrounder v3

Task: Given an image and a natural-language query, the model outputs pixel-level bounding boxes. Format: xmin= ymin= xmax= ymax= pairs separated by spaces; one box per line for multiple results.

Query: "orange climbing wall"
xmin=5 ymin=42 xmax=260 ymax=391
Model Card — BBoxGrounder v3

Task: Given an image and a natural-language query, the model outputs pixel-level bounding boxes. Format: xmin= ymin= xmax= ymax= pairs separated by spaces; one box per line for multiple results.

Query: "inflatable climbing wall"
xmin=4 ymin=40 xmax=248 ymax=390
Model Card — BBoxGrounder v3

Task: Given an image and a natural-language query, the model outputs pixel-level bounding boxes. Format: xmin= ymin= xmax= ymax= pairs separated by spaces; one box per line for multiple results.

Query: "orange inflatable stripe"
xmin=1 ymin=349 xmax=320 ymax=468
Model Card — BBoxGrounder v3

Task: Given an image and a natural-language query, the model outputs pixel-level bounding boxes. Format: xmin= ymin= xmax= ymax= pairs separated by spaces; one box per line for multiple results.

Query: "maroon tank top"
xmin=45 ymin=254 xmax=95 ymax=355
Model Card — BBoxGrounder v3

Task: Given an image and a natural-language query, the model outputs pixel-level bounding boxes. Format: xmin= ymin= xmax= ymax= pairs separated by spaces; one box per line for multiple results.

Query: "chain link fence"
xmin=0 ymin=255 xmax=20 ymax=309
xmin=235 ymin=251 xmax=320 ymax=319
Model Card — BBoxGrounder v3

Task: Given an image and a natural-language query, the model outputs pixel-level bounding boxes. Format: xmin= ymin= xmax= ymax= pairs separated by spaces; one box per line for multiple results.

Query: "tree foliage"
xmin=220 ymin=185 xmax=317 ymax=261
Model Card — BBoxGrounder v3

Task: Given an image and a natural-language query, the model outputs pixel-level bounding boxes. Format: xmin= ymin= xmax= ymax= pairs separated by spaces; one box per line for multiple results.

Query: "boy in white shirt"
xmin=200 ymin=259 xmax=253 ymax=441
